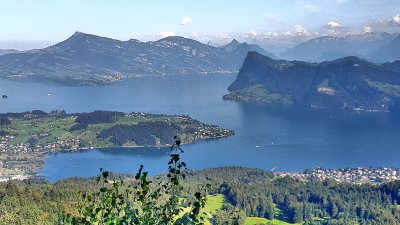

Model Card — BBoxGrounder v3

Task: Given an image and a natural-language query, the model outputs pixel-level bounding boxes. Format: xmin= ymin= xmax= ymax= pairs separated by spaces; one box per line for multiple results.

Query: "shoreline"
xmin=1 ymin=72 xmax=237 ymax=87
xmin=223 ymin=94 xmax=392 ymax=113
xmin=5 ymin=165 xmax=400 ymax=185
xmin=26 ymin=134 xmax=233 ymax=178
xmin=0 ymin=110 xmax=234 ymax=179
xmin=39 ymin=133 xmax=232 ymax=155
xmin=0 ymin=135 xmax=233 ymax=182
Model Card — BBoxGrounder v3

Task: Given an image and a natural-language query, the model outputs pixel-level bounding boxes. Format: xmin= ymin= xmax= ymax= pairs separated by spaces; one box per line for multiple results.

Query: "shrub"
xmin=63 ymin=137 xmax=207 ymax=225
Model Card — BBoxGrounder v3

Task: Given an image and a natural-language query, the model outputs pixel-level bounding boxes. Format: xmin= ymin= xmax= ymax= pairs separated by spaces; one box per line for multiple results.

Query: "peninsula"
xmin=0 ymin=110 xmax=234 ymax=177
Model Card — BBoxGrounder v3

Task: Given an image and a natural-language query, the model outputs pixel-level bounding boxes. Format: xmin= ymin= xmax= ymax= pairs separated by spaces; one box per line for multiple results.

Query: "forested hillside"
xmin=1 ymin=166 xmax=399 ymax=224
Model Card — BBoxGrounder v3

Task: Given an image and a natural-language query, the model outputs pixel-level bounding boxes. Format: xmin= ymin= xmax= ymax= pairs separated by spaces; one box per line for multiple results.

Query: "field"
xmin=176 ymin=194 xmax=225 ymax=225
xmin=245 ymin=205 xmax=302 ymax=225
xmin=0 ymin=111 xmax=233 ymax=151
xmin=203 ymin=194 xmax=225 ymax=214
xmin=3 ymin=114 xmax=186 ymax=148
xmin=245 ymin=216 xmax=302 ymax=225
xmin=244 ymin=204 xmax=329 ymax=225
xmin=179 ymin=194 xmax=307 ymax=225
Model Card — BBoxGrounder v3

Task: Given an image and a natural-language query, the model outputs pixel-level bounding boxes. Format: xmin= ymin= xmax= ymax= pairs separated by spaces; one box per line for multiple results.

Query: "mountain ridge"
xmin=225 ymin=51 xmax=400 ymax=112
xmin=0 ymin=49 xmax=19 ymax=56
xmin=280 ymin=32 xmax=399 ymax=62
xmin=0 ymin=32 xmax=273 ymax=85
xmin=372 ymin=34 xmax=400 ymax=62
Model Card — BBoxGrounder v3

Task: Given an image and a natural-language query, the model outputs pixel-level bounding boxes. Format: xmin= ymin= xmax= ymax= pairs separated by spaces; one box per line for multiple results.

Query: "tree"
xmin=264 ymin=195 xmax=274 ymax=220
xmin=0 ymin=117 xmax=10 ymax=126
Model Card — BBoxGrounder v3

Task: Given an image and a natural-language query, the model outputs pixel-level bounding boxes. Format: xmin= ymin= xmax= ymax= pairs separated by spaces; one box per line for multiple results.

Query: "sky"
xmin=0 ymin=0 xmax=400 ymax=49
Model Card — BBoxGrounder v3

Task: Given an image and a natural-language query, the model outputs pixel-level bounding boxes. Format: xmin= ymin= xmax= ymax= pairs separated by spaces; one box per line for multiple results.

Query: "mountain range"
xmin=0 ymin=49 xmax=18 ymax=56
xmin=280 ymin=32 xmax=400 ymax=62
xmin=373 ymin=34 xmax=400 ymax=62
xmin=224 ymin=51 xmax=400 ymax=112
xmin=0 ymin=32 xmax=274 ymax=85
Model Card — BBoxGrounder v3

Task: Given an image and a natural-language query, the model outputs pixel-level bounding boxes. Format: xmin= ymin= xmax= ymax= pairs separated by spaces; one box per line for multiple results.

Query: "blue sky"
xmin=0 ymin=0 xmax=399 ymax=42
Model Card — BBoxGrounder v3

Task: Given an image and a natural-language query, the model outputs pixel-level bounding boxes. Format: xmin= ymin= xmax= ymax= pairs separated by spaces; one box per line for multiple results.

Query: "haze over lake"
xmin=1 ymin=75 xmax=399 ymax=182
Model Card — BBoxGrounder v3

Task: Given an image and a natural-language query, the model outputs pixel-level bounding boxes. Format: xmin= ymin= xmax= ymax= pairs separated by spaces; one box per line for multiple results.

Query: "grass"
xmin=366 ymin=79 xmax=400 ymax=97
xmin=1 ymin=114 xmax=201 ymax=149
xmin=177 ymin=194 xmax=329 ymax=225
xmin=225 ymin=84 xmax=294 ymax=104
xmin=397 ymin=205 xmax=400 ymax=210
xmin=8 ymin=117 xmax=75 ymax=145
xmin=245 ymin=205 xmax=328 ymax=225
xmin=245 ymin=216 xmax=328 ymax=225
xmin=117 ymin=115 xmax=186 ymax=124
xmin=199 ymin=194 xmax=225 ymax=225
xmin=203 ymin=194 xmax=225 ymax=214
xmin=245 ymin=217 xmax=302 ymax=225
xmin=176 ymin=194 xmax=225 ymax=225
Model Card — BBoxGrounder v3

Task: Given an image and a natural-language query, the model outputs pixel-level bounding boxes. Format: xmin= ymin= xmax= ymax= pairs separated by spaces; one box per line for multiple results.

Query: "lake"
xmin=1 ymin=75 xmax=400 ymax=182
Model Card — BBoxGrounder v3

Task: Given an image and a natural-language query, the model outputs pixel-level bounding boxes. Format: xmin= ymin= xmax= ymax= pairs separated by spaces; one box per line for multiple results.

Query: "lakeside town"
xmin=277 ymin=167 xmax=400 ymax=184
xmin=0 ymin=134 xmax=81 ymax=181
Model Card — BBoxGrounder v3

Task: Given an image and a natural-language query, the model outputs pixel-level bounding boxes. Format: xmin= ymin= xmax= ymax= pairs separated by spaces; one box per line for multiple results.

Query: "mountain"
xmin=280 ymin=36 xmax=357 ymax=62
xmin=346 ymin=32 xmax=398 ymax=56
xmin=222 ymin=39 xmax=277 ymax=59
xmin=224 ymin=51 xmax=400 ymax=112
xmin=0 ymin=49 xmax=18 ymax=56
xmin=372 ymin=34 xmax=400 ymax=62
xmin=280 ymin=32 xmax=398 ymax=62
xmin=0 ymin=32 xmax=272 ymax=85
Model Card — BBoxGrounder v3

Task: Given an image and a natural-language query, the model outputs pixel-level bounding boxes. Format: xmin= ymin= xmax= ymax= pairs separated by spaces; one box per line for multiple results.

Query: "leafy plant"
xmin=63 ymin=136 xmax=207 ymax=225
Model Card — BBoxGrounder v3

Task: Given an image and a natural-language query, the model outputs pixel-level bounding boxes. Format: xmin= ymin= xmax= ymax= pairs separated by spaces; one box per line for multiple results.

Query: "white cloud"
xmin=280 ymin=25 xmax=313 ymax=38
xmin=243 ymin=30 xmax=258 ymax=37
xmin=378 ymin=14 xmax=400 ymax=26
xmin=368 ymin=14 xmax=400 ymax=33
xmin=180 ymin=16 xmax=193 ymax=25
xmin=294 ymin=25 xmax=312 ymax=36
xmin=160 ymin=31 xmax=175 ymax=38
xmin=392 ymin=14 xmax=400 ymax=24
xmin=363 ymin=26 xmax=373 ymax=33
xmin=326 ymin=20 xmax=342 ymax=29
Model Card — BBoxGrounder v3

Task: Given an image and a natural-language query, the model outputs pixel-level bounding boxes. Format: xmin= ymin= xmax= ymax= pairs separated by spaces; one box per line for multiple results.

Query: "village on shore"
xmin=277 ymin=167 xmax=400 ymax=184
xmin=3 ymin=161 xmax=400 ymax=183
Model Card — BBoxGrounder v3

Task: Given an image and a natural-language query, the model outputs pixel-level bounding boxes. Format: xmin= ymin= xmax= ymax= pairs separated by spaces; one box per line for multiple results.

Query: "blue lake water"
xmin=1 ymin=75 xmax=400 ymax=182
